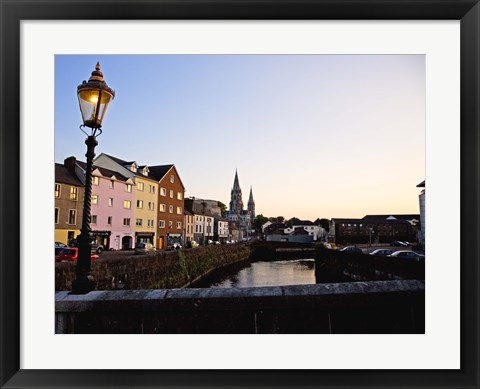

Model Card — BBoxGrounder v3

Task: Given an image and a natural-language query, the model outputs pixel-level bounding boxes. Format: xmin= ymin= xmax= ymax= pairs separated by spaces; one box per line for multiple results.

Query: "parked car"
xmin=55 ymin=242 xmax=68 ymax=256
xmin=340 ymin=246 xmax=363 ymax=254
xmin=369 ymin=249 xmax=394 ymax=257
xmin=55 ymin=247 xmax=99 ymax=262
xmin=388 ymin=250 xmax=424 ymax=260
xmin=185 ymin=240 xmax=199 ymax=248
xmin=69 ymin=238 xmax=104 ymax=254
xmin=166 ymin=242 xmax=182 ymax=250
xmin=134 ymin=242 xmax=156 ymax=255
xmin=390 ymin=241 xmax=408 ymax=247
xmin=316 ymin=242 xmax=332 ymax=249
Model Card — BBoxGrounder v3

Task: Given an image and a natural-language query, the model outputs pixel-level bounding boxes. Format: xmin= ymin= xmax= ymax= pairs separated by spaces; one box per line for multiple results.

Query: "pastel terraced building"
xmin=72 ymin=158 xmax=136 ymax=250
xmin=94 ymin=154 xmax=159 ymax=246
xmin=54 ymin=160 xmax=85 ymax=245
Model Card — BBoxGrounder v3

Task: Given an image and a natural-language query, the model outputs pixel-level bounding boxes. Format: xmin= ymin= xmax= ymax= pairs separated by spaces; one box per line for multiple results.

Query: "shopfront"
xmin=135 ymin=232 xmax=155 ymax=246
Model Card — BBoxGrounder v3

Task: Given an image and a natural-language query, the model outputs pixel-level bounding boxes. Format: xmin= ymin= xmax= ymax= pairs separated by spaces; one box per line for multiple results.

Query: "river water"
xmin=195 ymin=258 xmax=316 ymax=288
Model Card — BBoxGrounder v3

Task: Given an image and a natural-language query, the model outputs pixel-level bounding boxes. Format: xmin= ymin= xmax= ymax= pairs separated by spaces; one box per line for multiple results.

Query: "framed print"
xmin=1 ymin=0 xmax=479 ymax=388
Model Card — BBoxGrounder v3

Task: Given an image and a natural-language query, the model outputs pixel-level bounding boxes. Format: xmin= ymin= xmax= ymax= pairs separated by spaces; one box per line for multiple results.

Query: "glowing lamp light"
xmin=77 ymin=62 xmax=115 ymax=129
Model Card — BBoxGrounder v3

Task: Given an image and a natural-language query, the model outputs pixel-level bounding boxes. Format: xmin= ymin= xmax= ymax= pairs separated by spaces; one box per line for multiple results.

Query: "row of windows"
xmin=56 ymin=183 xmax=183 ymax=199
xmin=158 ymin=220 xmax=182 ymax=229
xmin=56 ymin=208 xmax=183 ymax=230
xmin=55 ymin=185 xmax=79 ymax=200
xmin=158 ymin=204 xmax=182 ymax=214
xmin=55 ymin=208 xmax=78 ymax=225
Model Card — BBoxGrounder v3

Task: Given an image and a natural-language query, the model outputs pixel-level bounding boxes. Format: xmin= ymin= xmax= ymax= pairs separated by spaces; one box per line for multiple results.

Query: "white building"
xmin=283 ymin=221 xmax=327 ymax=241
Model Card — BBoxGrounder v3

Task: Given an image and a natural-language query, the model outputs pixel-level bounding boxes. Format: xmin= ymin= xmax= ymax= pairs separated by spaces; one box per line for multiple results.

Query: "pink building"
xmin=74 ymin=159 xmax=136 ymax=250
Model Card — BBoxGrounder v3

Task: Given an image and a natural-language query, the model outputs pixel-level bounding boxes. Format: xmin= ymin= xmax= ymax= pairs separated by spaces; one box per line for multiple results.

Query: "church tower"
xmin=229 ymin=169 xmax=243 ymax=214
xmin=248 ymin=186 xmax=255 ymax=219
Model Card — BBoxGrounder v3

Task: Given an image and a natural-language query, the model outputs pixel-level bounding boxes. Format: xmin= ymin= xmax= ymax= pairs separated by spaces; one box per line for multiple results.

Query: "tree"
xmin=315 ymin=218 xmax=330 ymax=232
xmin=253 ymin=214 xmax=269 ymax=232
xmin=217 ymin=201 xmax=227 ymax=217
xmin=285 ymin=217 xmax=301 ymax=227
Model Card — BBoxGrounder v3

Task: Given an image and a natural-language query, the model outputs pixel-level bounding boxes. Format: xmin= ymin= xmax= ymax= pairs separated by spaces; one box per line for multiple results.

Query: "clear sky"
xmin=55 ymin=54 xmax=425 ymax=220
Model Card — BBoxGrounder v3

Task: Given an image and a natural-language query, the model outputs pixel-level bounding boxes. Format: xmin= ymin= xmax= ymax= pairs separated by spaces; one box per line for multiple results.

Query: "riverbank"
xmin=55 ymin=244 xmax=252 ymax=291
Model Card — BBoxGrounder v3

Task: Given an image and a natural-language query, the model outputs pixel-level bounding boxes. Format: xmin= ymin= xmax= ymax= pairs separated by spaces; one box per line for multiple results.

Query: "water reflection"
xmin=208 ymin=258 xmax=315 ymax=288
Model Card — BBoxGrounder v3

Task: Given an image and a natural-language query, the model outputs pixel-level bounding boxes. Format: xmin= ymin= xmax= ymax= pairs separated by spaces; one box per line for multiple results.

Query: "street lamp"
xmin=71 ymin=63 xmax=115 ymax=294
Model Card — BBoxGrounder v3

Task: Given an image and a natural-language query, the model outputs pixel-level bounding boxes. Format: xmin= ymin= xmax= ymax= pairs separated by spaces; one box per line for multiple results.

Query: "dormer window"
xmin=142 ymin=167 xmax=149 ymax=176
xmin=129 ymin=163 xmax=138 ymax=173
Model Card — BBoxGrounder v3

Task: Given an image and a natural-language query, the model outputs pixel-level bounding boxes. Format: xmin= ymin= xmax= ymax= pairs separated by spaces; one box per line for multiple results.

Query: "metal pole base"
xmin=71 ymin=275 xmax=95 ymax=295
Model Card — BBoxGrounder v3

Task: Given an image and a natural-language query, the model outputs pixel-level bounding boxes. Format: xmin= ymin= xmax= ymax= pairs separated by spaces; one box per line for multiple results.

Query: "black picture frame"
xmin=1 ymin=1 xmax=478 ymax=388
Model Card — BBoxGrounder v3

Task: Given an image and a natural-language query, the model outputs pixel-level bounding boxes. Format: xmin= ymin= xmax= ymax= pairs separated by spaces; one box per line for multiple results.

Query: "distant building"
xmin=332 ymin=214 xmax=419 ymax=245
xmin=284 ymin=220 xmax=327 ymax=241
xmin=417 ymin=181 xmax=425 ymax=248
xmin=184 ymin=198 xmax=215 ymax=245
xmin=214 ymin=216 xmax=229 ymax=243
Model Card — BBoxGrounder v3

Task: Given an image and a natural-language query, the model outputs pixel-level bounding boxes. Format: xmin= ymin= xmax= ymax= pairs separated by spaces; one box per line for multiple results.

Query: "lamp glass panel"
xmin=77 ymin=89 xmax=114 ymax=128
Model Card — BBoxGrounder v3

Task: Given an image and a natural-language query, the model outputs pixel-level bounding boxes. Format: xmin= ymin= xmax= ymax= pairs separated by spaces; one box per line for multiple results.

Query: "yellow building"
xmin=133 ymin=166 xmax=159 ymax=246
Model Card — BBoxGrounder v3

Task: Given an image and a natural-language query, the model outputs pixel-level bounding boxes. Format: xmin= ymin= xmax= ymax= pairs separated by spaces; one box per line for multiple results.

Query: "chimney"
xmin=64 ymin=156 xmax=77 ymax=173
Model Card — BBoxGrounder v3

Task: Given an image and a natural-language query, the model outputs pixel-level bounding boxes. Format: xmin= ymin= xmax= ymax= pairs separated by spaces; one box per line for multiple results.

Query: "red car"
xmin=55 ymin=247 xmax=99 ymax=262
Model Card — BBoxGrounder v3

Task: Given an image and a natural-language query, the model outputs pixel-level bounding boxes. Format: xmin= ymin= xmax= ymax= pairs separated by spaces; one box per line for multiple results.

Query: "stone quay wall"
xmin=314 ymin=247 xmax=425 ymax=283
xmin=55 ymin=244 xmax=252 ymax=291
xmin=55 ymin=280 xmax=425 ymax=334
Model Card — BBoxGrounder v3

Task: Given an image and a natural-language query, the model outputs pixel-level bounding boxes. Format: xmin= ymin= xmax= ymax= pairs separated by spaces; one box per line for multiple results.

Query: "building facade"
xmin=417 ymin=181 xmax=425 ymax=248
xmin=332 ymin=214 xmax=419 ymax=245
xmin=227 ymin=170 xmax=255 ymax=238
xmin=284 ymin=220 xmax=326 ymax=241
xmin=54 ymin=161 xmax=85 ymax=245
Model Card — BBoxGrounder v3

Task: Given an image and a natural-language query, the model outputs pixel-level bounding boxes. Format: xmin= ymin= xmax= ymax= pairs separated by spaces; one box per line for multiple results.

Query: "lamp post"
xmin=71 ymin=63 xmax=115 ymax=294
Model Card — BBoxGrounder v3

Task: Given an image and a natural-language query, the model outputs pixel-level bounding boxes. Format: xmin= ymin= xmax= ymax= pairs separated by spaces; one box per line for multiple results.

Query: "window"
xmin=160 ymin=187 xmax=166 ymax=196
xmin=169 ymin=205 xmax=173 ymax=213
xmin=93 ymin=176 xmax=99 ymax=185
xmin=159 ymin=203 xmax=166 ymax=212
xmin=137 ymin=200 xmax=143 ymax=209
xmin=123 ymin=218 xmax=130 ymax=226
xmin=125 ymin=184 xmax=132 ymax=192
xmin=177 ymin=206 xmax=182 ymax=215
xmin=92 ymin=195 xmax=98 ymax=205
xmin=108 ymin=198 xmax=113 ymax=207
xmin=55 ymin=184 xmax=61 ymax=198
xmin=136 ymin=218 xmax=143 ymax=227
xmin=159 ymin=220 xmax=165 ymax=228
xmin=170 ymin=175 xmax=174 ymax=183
xmin=148 ymin=219 xmax=154 ymax=228
xmin=109 ymin=180 xmax=114 ymax=189
xmin=69 ymin=187 xmax=78 ymax=200
xmin=169 ymin=190 xmax=174 ymax=198
xmin=107 ymin=216 xmax=112 ymax=225
xmin=149 ymin=185 xmax=155 ymax=193
xmin=177 ymin=192 xmax=183 ymax=200
xmin=148 ymin=202 xmax=154 ymax=211
xmin=54 ymin=208 xmax=59 ymax=224
xmin=68 ymin=209 xmax=76 ymax=225
xmin=124 ymin=200 xmax=131 ymax=209
xmin=176 ymin=222 xmax=182 ymax=229
xmin=91 ymin=215 xmax=97 ymax=224
xmin=137 ymin=182 xmax=144 ymax=191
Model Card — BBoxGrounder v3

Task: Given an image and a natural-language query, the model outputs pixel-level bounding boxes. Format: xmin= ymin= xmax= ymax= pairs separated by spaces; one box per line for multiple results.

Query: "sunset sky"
xmin=55 ymin=54 xmax=425 ymax=220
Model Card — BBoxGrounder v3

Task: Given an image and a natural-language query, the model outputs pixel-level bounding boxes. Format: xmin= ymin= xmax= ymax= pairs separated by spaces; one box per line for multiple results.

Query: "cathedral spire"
xmin=229 ymin=169 xmax=243 ymax=213
xmin=248 ymin=186 xmax=254 ymax=204
xmin=232 ymin=169 xmax=241 ymax=191
xmin=248 ymin=186 xmax=255 ymax=219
